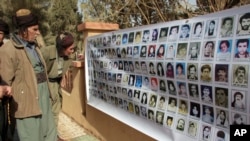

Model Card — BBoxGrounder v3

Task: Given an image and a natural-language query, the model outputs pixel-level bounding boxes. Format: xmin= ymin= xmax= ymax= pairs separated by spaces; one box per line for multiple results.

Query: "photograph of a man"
xmin=234 ymin=38 xmax=250 ymax=59
xmin=231 ymin=90 xmax=246 ymax=111
xmin=214 ymin=64 xmax=228 ymax=83
xmin=232 ymin=65 xmax=248 ymax=87
xmin=237 ymin=12 xmax=250 ymax=35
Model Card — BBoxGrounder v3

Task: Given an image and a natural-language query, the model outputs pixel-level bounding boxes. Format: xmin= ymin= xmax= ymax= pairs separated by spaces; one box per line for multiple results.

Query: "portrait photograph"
xmin=128 ymin=61 xmax=134 ymax=73
xmin=157 ymin=95 xmax=167 ymax=110
xmin=215 ymin=108 xmax=229 ymax=129
xmin=219 ymin=16 xmax=235 ymax=37
xmin=167 ymin=80 xmax=177 ymax=95
xmin=148 ymin=61 xmax=156 ymax=76
xmin=128 ymin=32 xmax=135 ymax=44
xmin=187 ymin=63 xmax=198 ymax=81
xmin=148 ymin=108 xmax=155 ymax=121
xmin=200 ymin=124 xmax=213 ymax=141
xmin=159 ymin=27 xmax=169 ymax=42
xmin=168 ymin=25 xmax=179 ymax=41
xmin=178 ymin=99 xmax=189 ymax=116
xmin=133 ymin=89 xmax=141 ymax=103
xmin=204 ymin=19 xmax=219 ymax=38
xmin=148 ymin=93 xmax=158 ymax=108
xmin=156 ymin=44 xmax=166 ymax=59
xmin=216 ymin=39 xmax=232 ymax=61
xmin=134 ymin=31 xmax=142 ymax=44
xmin=116 ymin=34 xmax=122 ymax=45
xmin=189 ymin=101 xmax=200 ymax=119
xmin=142 ymin=76 xmax=150 ymax=90
xmin=134 ymin=61 xmax=141 ymax=73
xmin=140 ymin=91 xmax=149 ymax=105
xmin=140 ymin=61 xmax=148 ymax=74
xmin=165 ymin=114 xmax=175 ymax=128
xmin=188 ymin=42 xmax=201 ymax=61
xmin=191 ymin=21 xmax=204 ymax=39
xmin=231 ymin=112 xmax=247 ymax=125
xmin=214 ymin=64 xmax=229 ymax=84
xmin=201 ymin=85 xmax=213 ymax=104
xmin=214 ymin=87 xmax=228 ymax=108
xmin=133 ymin=45 xmax=140 ymax=58
xmin=231 ymin=64 xmax=249 ymax=87
xmin=140 ymin=45 xmax=147 ymax=58
xmin=236 ymin=12 xmax=250 ymax=36
xmin=122 ymin=33 xmax=128 ymax=45
xmin=142 ymin=29 xmax=150 ymax=43
xmin=201 ymin=40 xmax=215 ymax=60
xmin=233 ymin=38 xmax=250 ymax=61
xmin=176 ymin=43 xmax=188 ymax=60
xmin=200 ymin=63 xmax=213 ymax=83
xmin=156 ymin=62 xmax=165 ymax=77
xmin=177 ymin=81 xmax=188 ymax=98
xmin=151 ymin=28 xmax=159 ymax=42
xmin=231 ymin=89 xmax=246 ymax=112
xmin=187 ymin=120 xmax=199 ymax=138
xmin=213 ymin=129 xmax=229 ymax=141
xmin=122 ymin=74 xmax=129 ymax=85
xmin=188 ymin=83 xmax=200 ymax=100
xmin=127 ymin=101 xmax=135 ymax=113
xmin=179 ymin=24 xmax=191 ymax=40
xmin=159 ymin=79 xmax=167 ymax=93
xmin=134 ymin=104 xmax=140 ymax=116
xmin=167 ymin=96 xmax=178 ymax=113
xmin=156 ymin=111 xmax=165 ymax=125
xmin=202 ymin=104 xmax=214 ymax=124
xmin=147 ymin=44 xmax=156 ymax=58
xmin=126 ymin=46 xmax=133 ymax=58
xmin=140 ymin=105 xmax=148 ymax=119
xmin=135 ymin=75 xmax=142 ymax=88
xmin=166 ymin=62 xmax=175 ymax=79
xmin=175 ymin=62 xmax=186 ymax=80
xmin=111 ymin=34 xmax=117 ymax=46
xmin=175 ymin=117 xmax=186 ymax=133
xmin=150 ymin=77 xmax=158 ymax=91
xmin=165 ymin=43 xmax=176 ymax=59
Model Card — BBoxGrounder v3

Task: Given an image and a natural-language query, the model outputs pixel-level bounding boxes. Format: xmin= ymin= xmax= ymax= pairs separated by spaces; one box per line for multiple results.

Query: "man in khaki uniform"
xmin=41 ymin=32 xmax=75 ymax=140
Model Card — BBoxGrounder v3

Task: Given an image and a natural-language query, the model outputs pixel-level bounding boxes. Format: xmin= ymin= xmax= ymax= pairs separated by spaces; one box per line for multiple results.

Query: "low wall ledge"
xmin=72 ymin=60 xmax=84 ymax=68
xmin=77 ymin=22 xmax=119 ymax=32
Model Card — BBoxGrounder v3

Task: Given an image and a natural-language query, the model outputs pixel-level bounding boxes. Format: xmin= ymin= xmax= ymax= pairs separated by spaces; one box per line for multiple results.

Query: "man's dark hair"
xmin=217 ymin=131 xmax=225 ymax=138
xmin=235 ymin=66 xmax=246 ymax=75
xmin=222 ymin=17 xmax=233 ymax=26
xmin=188 ymin=64 xmax=196 ymax=71
xmin=240 ymin=13 xmax=250 ymax=24
xmin=234 ymin=92 xmax=243 ymax=99
xmin=204 ymin=41 xmax=214 ymax=49
xmin=201 ymin=64 xmax=211 ymax=72
xmin=182 ymin=24 xmax=190 ymax=30
xmin=237 ymin=39 xmax=249 ymax=47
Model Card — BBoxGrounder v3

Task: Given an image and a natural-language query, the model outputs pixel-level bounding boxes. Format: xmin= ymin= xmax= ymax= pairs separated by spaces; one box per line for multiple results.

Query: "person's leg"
xmin=40 ymin=82 xmax=57 ymax=141
xmin=0 ymin=102 xmax=3 ymax=141
xmin=16 ymin=117 xmax=41 ymax=141
xmin=49 ymin=82 xmax=62 ymax=127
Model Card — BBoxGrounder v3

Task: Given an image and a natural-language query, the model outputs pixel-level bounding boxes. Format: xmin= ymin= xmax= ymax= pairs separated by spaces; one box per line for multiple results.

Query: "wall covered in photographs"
xmin=85 ymin=5 xmax=250 ymax=141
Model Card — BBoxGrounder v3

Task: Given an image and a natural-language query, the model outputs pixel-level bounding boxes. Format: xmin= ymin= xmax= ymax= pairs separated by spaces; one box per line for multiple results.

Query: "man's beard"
xmin=242 ymin=25 xmax=249 ymax=30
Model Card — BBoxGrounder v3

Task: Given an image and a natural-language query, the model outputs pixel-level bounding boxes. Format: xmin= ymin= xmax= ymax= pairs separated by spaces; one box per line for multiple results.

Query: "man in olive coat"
xmin=41 ymin=32 xmax=75 ymax=139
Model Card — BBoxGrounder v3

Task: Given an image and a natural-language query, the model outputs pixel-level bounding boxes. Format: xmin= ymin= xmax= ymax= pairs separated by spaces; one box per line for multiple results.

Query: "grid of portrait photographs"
xmin=86 ymin=8 xmax=250 ymax=141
